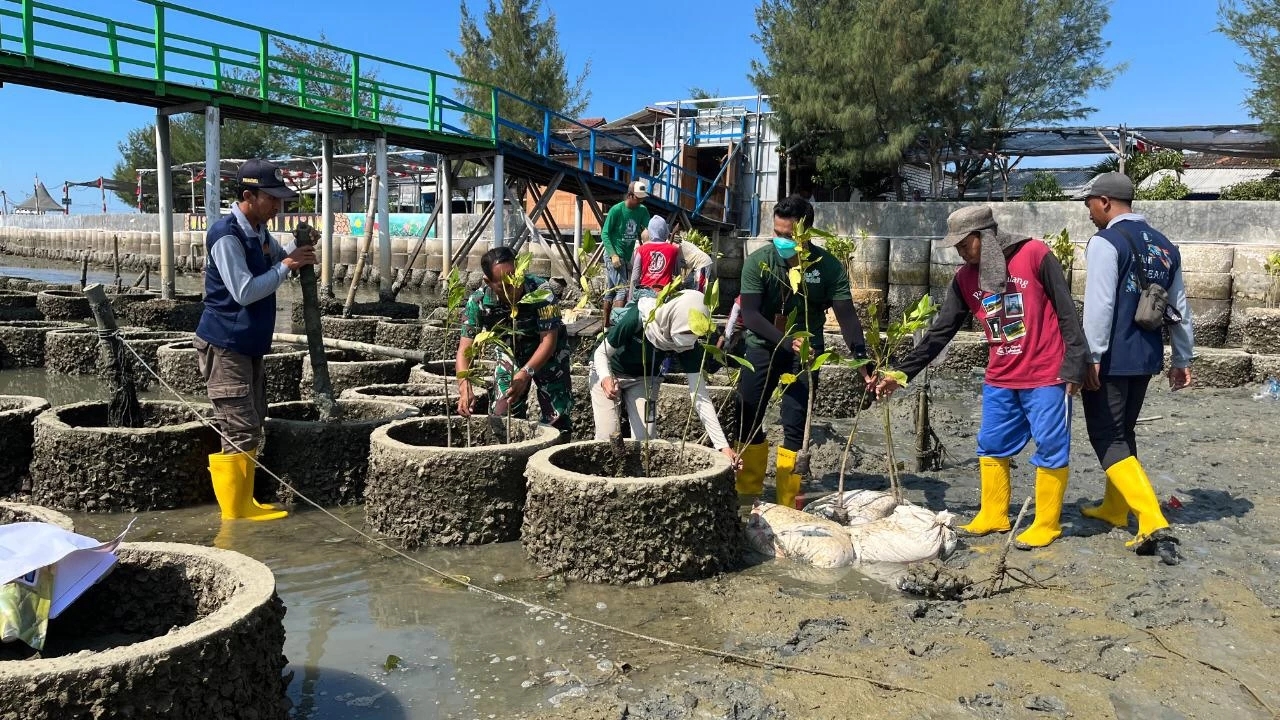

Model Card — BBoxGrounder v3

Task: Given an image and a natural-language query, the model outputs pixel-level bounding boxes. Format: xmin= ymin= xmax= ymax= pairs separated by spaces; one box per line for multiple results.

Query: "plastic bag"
xmin=0 ymin=565 xmax=53 ymax=651
xmin=746 ymin=502 xmax=856 ymax=569
xmin=847 ymin=504 xmax=958 ymax=564
xmin=803 ymin=489 xmax=897 ymax=523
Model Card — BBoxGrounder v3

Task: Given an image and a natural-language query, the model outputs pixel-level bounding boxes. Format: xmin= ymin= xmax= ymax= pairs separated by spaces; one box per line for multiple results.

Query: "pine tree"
xmin=449 ymin=0 xmax=590 ymax=143
xmin=1220 ymin=0 xmax=1280 ymax=137
xmin=752 ymin=0 xmax=1116 ymax=199
xmin=111 ymin=116 xmax=288 ymax=212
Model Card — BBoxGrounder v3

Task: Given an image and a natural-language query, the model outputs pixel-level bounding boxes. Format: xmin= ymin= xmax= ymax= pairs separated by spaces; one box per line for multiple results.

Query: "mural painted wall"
xmin=186 ymin=213 xmax=436 ymax=238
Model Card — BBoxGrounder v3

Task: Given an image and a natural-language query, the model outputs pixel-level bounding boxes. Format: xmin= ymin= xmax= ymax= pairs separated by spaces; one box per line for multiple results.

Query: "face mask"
xmin=773 ymin=237 xmax=798 ymax=259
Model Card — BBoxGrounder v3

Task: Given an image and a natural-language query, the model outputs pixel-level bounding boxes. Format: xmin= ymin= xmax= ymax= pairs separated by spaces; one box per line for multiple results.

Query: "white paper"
xmin=0 ymin=519 xmax=134 ymax=618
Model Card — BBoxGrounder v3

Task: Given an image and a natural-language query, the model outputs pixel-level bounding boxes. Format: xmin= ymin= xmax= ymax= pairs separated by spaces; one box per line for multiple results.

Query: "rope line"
xmin=115 ymin=334 xmax=934 ymax=696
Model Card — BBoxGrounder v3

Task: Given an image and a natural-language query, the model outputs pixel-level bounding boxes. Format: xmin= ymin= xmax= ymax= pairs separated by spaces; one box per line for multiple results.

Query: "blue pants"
xmin=977 ymin=384 xmax=1072 ymax=469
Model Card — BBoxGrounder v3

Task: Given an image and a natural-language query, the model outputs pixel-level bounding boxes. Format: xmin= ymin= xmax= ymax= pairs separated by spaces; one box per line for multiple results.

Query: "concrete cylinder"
xmin=0 ymin=396 xmax=52 ymax=495
xmin=366 ymin=416 xmax=561 ymax=547
xmin=0 ymin=320 xmax=80 ymax=367
xmin=259 ymin=399 xmax=417 ymax=506
xmin=0 ymin=543 xmax=288 ymax=720
xmin=299 ymin=349 xmax=411 ymax=399
xmin=341 ymin=382 xmax=488 ymax=414
xmin=522 ymin=440 xmax=741 ymax=585
xmin=29 ymin=401 xmax=220 ymax=511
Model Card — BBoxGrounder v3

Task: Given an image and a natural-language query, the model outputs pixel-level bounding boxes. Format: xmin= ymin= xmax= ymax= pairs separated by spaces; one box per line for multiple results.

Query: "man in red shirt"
xmin=877 ymin=206 xmax=1088 ymax=550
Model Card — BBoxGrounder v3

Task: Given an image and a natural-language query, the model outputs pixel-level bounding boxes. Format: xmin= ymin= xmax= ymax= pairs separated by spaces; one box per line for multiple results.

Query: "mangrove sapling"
xmin=861 ymin=294 xmax=939 ymax=505
xmin=684 ymin=280 xmax=755 ymax=461
xmin=439 ymin=268 xmax=466 ymax=447
xmin=1045 ymin=228 xmax=1074 ymax=290
xmin=1265 ymin=250 xmax=1280 ymax=308
xmin=634 ymin=274 xmax=687 ymax=475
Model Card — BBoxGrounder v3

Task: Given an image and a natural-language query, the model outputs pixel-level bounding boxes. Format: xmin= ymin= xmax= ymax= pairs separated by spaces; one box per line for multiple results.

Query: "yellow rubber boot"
xmin=1105 ymin=456 xmax=1169 ymax=549
xmin=775 ymin=447 xmax=802 ymax=510
xmin=958 ymin=457 xmax=1012 ymax=536
xmin=243 ymin=449 xmax=280 ymax=510
xmin=1081 ymin=479 xmax=1130 ymax=528
xmin=209 ymin=452 xmax=288 ymax=521
xmin=1014 ymin=466 xmax=1068 ymax=549
xmin=735 ymin=442 xmax=769 ymax=501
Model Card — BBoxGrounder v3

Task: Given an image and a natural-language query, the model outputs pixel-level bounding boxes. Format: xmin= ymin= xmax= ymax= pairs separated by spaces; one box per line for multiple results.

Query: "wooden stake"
xmin=84 ymin=283 xmax=141 ymax=427
xmin=343 ymin=177 xmax=379 ymax=318
xmin=113 ymin=234 xmax=122 ymax=293
xmin=271 ymin=333 xmax=427 ymax=363
xmin=293 ymin=223 xmax=338 ymax=419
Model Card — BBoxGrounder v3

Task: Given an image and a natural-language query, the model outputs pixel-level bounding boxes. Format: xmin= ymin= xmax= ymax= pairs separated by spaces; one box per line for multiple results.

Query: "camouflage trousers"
xmin=492 ymin=348 xmax=573 ymax=433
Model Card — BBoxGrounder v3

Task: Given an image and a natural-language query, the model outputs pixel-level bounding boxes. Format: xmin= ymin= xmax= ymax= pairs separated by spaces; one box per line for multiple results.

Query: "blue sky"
xmin=0 ymin=0 xmax=1256 ymax=212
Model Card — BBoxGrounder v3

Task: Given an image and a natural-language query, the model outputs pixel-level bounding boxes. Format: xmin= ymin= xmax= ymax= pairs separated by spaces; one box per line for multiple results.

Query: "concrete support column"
xmin=492 ymin=153 xmax=505 ymax=248
xmin=440 ymin=157 xmax=453 ymax=276
xmin=321 ymin=135 xmax=335 ymax=296
xmin=375 ymin=136 xmax=391 ymax=299
xmin=155 ymin=112 xmax=175 ymax=299
xmin=203 ymin=106 xmax=221 ymax=234
xmin=573 ymin=196 xmax=583 ymax=258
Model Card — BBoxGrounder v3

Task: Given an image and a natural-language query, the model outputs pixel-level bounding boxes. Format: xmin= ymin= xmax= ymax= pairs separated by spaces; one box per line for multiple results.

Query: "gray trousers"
xmin=194 ymin=337 xmax=266 ymax=453
xmin=589 ymin=366 xmax=659 ymax=441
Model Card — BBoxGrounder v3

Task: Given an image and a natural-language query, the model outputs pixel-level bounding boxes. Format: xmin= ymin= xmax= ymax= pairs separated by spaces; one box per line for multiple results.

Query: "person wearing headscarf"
xmin=590 ymin=289 xmax=740 ymax=467
xmin=877 ymin=205 xmax=1088 ymax=550
xmin=627 ymin=216 xmax=684 ymax=304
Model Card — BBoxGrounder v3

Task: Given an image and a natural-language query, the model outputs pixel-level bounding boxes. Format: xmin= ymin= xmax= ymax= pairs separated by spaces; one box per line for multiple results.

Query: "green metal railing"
xmin=0 ymin=0 xmax=729 ymax=219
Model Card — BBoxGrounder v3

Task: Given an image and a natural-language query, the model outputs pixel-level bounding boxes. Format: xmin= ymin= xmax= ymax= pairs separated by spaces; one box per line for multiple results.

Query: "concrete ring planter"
xmin=34 ymin=290 xmax=92 ymax=321
xmin=0 ymin=290 xmax=41 ymax=321
xmin=0 ymin=395 xmax=51 ymax=495
xmin=157 ymin=341 xmax=305 ymax=403
xmin=656 ymin=381 xmax=740 ymax=443
xmin=29 ymin=401 xmax=220 ymax=512
xmin=0 ymin=501 xmax=73 ymax=531
xmin=320 ymin=314 xmax=388 ymax=344
xmin=522 ymin=439 xmax=741 ymax=585
xmin=300 ymin=350 xmax=410 ymax=399
xmin=340 ymin=382 xmax=489 ymax=414
xmin=367 ymin=416 xmax=561 ymax=547
xmin=0 ymin=543 xmax=288 ymax=720
xmin=0 ymin=320 xmax=80 ymax=368
xmin=116 ymin=331 xmax=193 ymax=385
xmin=43 ymin=325 xmax=149 ymax=375
xmin=373 ymin=318 xmax=427 ymax=350
xmin=409 ymin=359 xmax=456 ymax=382
xmin=258 ymin=399 xmax=418 ymax=506
xmin=419 ymin=322 xmax=458 ymax=359
xmin=118 ymin=297 xmax=204 ymax=331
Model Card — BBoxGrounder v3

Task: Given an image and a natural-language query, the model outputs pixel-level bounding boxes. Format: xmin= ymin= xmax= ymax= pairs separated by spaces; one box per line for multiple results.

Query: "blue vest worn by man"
xmin=196 ymin=213 xmax=276 ymax=357
xmin=1095 ymin=218 xmax=1180 ymax=377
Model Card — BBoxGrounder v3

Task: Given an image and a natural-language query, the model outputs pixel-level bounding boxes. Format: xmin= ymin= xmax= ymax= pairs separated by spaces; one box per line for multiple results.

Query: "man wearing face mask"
xmin=734 ymin=195 xmax=869 ymax=509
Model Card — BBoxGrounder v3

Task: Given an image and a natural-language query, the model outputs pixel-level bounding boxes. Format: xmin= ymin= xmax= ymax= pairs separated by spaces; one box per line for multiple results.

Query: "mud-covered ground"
xmin=529 ymin=372 xmax=1280 ymax=720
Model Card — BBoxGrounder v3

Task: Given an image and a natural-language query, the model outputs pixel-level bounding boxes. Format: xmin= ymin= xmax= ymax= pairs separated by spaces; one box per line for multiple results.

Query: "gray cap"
xmin=937 ymin=205 xmax=998 ymax=248
xmin=1076 ymin=171 xmax=1134 ymax=201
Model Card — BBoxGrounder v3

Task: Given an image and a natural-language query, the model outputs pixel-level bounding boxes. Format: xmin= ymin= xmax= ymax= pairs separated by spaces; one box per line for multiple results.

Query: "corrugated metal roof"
xmin=1140 ymin=167 xmax=1278 ymax=195
xmin=964 ymin=168 xmax=1094 ymax=199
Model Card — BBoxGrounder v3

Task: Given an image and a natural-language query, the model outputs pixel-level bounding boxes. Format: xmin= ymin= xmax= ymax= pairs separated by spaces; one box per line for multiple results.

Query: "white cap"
xmin=628 ymin=180 xmax=650 ymax=199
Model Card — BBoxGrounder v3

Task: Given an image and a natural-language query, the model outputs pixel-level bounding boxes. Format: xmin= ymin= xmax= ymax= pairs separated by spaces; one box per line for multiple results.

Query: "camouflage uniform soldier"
xmin=456 ymin=247 xmax=573 ymax=433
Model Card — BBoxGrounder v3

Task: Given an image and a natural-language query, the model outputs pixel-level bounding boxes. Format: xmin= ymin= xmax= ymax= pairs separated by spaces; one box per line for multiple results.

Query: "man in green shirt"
xmin=601 ymin=180 xmax=652 ymax=326
xmin=735 ymin=195 xmax=870 ymax=509
xmin=456 ymin=246 xmax=573 ymax=433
